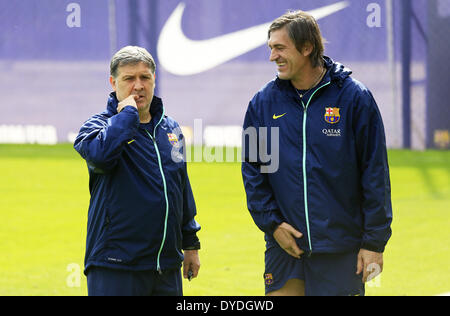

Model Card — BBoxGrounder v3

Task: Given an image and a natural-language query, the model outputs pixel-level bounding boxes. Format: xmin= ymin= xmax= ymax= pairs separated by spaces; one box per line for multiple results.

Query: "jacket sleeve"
xmin=178 ymin=131 xmax=201 ymax=250
xmin=353 ymin=89 xmax=393 ymax=253
xmin=73 ymin=106 xmax=139 ymax=173
xmin=181 ymin=172 xmax=201 ymax=250
xmin=241 ymin=100 xmax=284 ymax=235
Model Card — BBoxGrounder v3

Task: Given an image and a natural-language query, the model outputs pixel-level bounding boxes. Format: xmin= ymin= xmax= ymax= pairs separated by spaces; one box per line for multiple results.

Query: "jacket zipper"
xmin=144 ymin=109 xmax=168 ymax=274
xmin=299 ymin=81 xmax=331 ymax=254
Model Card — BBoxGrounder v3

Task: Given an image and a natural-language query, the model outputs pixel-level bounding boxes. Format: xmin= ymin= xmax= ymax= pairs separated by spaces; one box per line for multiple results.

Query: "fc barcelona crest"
xmin=167 ymin=133 xmax=179 ymax=146
xmin=264 ymin=273 xmax=273 ymax=285
xmin=324 ymin=107 xmax=340 ymax=124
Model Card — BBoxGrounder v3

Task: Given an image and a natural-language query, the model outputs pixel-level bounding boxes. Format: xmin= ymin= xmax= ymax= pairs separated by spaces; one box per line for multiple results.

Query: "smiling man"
xmin=74 ymin=46 xmax=201 ymax=296
xmin=241 ymin=11 xmax=393 ymax=296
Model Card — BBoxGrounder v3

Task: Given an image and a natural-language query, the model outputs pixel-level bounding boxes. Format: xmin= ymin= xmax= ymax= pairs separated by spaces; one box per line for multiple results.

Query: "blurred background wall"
xmin=0 ymin=0 xmax=448 ymax=150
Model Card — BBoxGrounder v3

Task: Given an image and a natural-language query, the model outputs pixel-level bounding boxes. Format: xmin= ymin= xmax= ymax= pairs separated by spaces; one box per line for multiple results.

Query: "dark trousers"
xmin=87 ymin=266 xmax=183 ymax=296
xmin=265 ymin=246 xmax=365 ymax=296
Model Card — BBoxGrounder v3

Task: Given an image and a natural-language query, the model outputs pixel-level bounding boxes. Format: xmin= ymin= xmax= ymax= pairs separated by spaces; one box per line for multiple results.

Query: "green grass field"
xmin=0 ymin=144 xmax=449 ymax=296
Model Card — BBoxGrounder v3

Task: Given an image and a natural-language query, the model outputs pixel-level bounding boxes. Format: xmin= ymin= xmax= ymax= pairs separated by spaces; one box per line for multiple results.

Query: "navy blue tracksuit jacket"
xmin=74 ymin=93 xmax=200 ymax=274
xmin=242 ymin=56 xmax=392 ymax=255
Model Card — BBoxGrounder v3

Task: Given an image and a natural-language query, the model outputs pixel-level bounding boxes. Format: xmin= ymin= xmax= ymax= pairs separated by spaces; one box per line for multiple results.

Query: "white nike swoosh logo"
xmin=157 ymin=1 xmax=349 ymax=76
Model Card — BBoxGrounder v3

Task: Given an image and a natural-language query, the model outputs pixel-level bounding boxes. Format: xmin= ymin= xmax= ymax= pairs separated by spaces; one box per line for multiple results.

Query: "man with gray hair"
xmin=74 ymin=46 xmax=201 ymax=296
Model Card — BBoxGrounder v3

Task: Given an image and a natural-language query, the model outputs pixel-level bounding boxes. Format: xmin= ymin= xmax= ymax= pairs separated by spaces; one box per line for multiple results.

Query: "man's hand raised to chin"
xmin=117 ymin=94 xmax=139 ymax=113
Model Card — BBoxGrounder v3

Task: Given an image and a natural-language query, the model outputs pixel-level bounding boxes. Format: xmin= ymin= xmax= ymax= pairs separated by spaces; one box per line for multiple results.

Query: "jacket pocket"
xmin=90 ymin=207 xmax=113 ymax=258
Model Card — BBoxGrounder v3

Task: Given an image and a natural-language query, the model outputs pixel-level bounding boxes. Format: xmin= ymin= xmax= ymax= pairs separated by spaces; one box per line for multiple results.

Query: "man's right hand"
xmin=273 ymin=222 xmax=304 ymax=259
xmin=117 ymin=94 xmax=139 ymax=113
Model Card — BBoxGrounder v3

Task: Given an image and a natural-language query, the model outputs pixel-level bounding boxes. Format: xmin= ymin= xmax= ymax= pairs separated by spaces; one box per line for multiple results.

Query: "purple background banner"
xmin=1 ymin=0 xmax=444 ymax=149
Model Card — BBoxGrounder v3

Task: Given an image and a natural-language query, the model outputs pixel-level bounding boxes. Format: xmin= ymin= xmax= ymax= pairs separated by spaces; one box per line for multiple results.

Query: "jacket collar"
xmin=323 ymin=56 xmax=352 ymax=88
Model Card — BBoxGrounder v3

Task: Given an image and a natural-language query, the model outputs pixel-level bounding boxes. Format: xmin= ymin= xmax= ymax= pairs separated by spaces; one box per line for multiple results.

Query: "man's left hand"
xmin=356 ymin=249 xmax=383 ymax=283
xmin=183 ymin=250 xmax=200 ymax=281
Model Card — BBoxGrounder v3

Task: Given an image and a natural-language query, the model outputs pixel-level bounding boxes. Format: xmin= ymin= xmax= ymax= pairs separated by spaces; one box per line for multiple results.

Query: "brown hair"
xmin=268 ymin=10 xmax=325 ymax=68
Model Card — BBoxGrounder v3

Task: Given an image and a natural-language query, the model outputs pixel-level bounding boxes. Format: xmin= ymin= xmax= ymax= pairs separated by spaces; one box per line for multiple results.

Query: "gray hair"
xmin=110 ymin=46 xmax=156 ymax=78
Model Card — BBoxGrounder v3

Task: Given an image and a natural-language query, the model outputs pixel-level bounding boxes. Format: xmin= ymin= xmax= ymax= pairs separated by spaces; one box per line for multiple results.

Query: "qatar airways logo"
xmin=322 ymin=128 xmax=341 ymax=137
